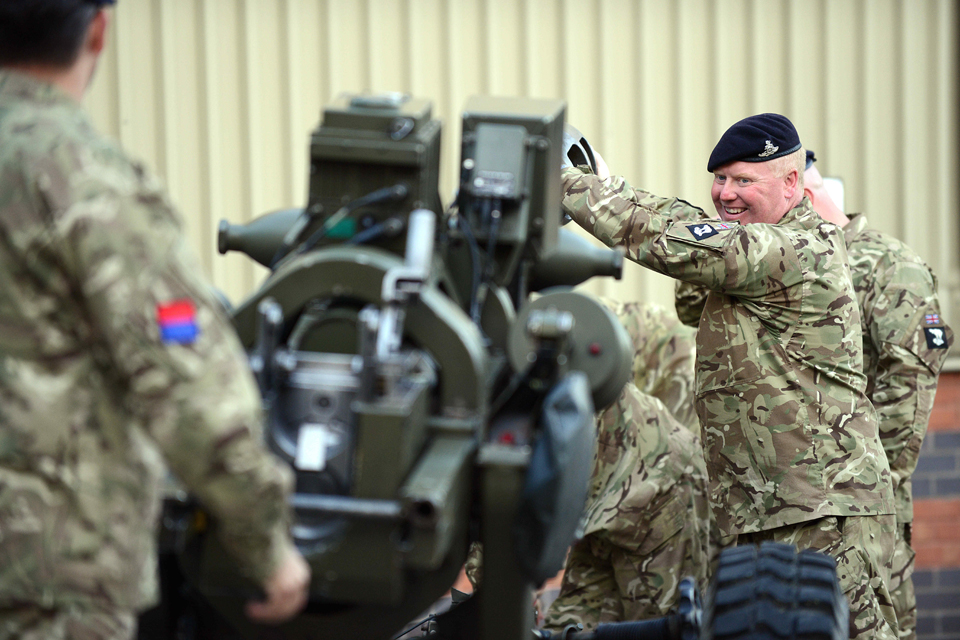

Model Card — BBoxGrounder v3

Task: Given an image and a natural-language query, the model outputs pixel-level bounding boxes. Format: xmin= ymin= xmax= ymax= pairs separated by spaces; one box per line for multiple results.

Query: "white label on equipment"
xmin=295 ymin=423 xmax=338 ymax=471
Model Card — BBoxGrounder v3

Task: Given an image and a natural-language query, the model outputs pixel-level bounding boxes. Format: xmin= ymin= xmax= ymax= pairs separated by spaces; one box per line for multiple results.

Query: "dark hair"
xmin=0 ymin=1 xmax=98 ymax=68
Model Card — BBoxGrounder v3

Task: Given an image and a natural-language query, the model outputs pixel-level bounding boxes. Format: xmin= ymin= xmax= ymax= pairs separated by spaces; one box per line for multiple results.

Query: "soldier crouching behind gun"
xmin=560 ymin=113 xmax=899 ymax=640
xmin=0 ymin=2 xmax=309 ymax=639
xmin=540 ymin=301 xmax=714 ymax=631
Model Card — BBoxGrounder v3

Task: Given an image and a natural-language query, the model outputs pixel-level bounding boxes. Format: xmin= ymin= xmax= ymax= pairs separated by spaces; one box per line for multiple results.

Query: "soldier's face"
xmin=711 ymin=161 xmax=792 ymax=225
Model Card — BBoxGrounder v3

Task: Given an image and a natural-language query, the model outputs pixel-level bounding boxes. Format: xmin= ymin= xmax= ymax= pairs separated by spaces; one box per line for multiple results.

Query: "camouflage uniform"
xmin=542 ymin=383 xmax=711 ymax=631
xmin=676 ymin=213 xmax=954 ymax=639
xmin=602 ymin=299 xmax=699 ymax=433
xmin=0 ymin=71 xmax=294 ymax=639
xmin=562 ymin=166 xmax=898 ymax=639
xmin=843 ymin=213 xmax=952 ymax=639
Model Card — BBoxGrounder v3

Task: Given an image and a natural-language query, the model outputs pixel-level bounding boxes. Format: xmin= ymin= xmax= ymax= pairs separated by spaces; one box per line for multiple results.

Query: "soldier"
xmin=802 ymin=151 xmax=952 ymax=639
xmin=0 ymin=2 xmax=310 ymax=639
xmin=541 ymin=384 xmax=711 ymax=630
xmin=539 ymin=302 xmax=709 ymax=631
xmin=605 ymin=300 xmax=699 ymax=433
xmin=560 ymin=113 xmax=898 ymax=639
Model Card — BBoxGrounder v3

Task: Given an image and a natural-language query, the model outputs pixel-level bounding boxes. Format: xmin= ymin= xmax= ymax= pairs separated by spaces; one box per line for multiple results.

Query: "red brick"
xmin=935 ymin=372 xmax=960 ymax=395
xmin=928 ymin=405 xmax=960 ymax=432
xmin=928 ymin=521 xmax=960 ymax=542
xmin=928 ymin=372 xmax=960 ymax=432
xmin=914 ymin=543 xmax=960 ymax=569
xmin=912 ymin=520 xmax=954 ymax=544
xmin=913 ymin=497 xmax=960 ymax=521
xmin=915 ymin=544 xmax=944 ymax=569
xmin=912 ymin=520 xmax=936 ymax=543
xmin=914 ymin=544 xmax=947 ymax=569
xmin=946 ymin=543 xmax=960 ymax=567
xmin=913 ymin=496 xmax=960 ymax=568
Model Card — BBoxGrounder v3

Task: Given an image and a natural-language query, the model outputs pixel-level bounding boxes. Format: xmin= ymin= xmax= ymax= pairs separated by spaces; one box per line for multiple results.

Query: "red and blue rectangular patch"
xmin=157 ymin=299 xmax=199 ymax=345
xmin=925 ymin=313 xmax=941 ymax=325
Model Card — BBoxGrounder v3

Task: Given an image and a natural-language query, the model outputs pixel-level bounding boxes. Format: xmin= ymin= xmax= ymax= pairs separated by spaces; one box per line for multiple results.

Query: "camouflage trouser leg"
xmin=890 ymin=523 xmax=917 ymax=640
xmin=737 ymin=514 xmax=899 ymax=640
xmin=541 ymin=536 xmax=623 ymax=631
xmin=0 ymin=606 xmax=136 ymax=640
xmin=607 ymin=528 xmax=707 ymax=624
xmin=542 ymin=520 xmax=708 ymax=632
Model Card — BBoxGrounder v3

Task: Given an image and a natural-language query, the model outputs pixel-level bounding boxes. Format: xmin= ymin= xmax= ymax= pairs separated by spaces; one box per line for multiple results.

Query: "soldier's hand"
xmin=245 ymin=545 xmax=311 ymax=624
xmin=561 ymin=123 xmax=609 ymax=179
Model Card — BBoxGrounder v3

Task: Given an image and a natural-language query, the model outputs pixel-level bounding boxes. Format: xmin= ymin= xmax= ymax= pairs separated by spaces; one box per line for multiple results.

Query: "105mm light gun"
xmin=152 ymin=93 xmax=633 ymax=640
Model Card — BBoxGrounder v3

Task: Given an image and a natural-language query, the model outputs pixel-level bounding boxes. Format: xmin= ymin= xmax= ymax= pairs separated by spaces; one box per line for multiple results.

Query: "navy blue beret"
xmin=707 ymin=113 xmax=802 ymax=172
xmin=805 ymin=149 xmax=817 ymax=170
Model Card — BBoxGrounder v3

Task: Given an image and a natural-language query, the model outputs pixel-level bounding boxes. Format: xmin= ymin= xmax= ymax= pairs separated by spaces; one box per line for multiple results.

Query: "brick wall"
xmin=914 ymin=371 xmax=960 ymax=640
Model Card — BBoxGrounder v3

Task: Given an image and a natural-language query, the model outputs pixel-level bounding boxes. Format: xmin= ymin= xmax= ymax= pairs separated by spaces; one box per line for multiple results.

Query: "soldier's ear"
xmin=782 ymin=168 xmax=799 ymax=199
xmin=86 ymin=9 xmax=110 ymax=57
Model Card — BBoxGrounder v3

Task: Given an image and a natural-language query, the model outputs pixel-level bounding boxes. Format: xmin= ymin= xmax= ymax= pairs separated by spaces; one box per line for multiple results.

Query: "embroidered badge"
xmin=924 ymin=327 xmax=948 ymax=350
xmin=688 ymin=223 xmax=719 ymax=240
xmin=925 ymin=313 xmax=941 ymax=325
xmin=758 ymin=140 xmax=779 ymax=158
xmin=157 ymin=299 xmax=199 ymax=345
xmin=686 ymin=222 xmax=735 ymax=240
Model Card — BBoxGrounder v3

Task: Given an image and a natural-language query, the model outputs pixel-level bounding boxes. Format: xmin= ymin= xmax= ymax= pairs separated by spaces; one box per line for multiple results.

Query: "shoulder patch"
xmin=157 ymin=299 xmax=199 ymax=345
xmin=924 ymin=326 xmax=949 ymax=350
xmin=686 ymin=222 xmax=736 ymax=240
xmin=925 ymin=313 xmax=941 ymax=325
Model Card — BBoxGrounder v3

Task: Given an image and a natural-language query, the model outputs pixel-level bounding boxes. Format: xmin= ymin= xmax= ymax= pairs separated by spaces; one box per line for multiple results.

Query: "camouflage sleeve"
xmin=863 ymin=260 xmax=954 ymax=519
xmin=49 ymin=152 xmax=293 ymax=584
xmin=560 ymin=167 xmax=805 ymax=296
xmin=673 ymin=280 xmax=708 ymax=328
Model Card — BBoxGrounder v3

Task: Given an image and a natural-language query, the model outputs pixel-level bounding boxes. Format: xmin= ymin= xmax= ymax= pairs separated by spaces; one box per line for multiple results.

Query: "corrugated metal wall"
xmin=83 ymin=0 xmax=960 ymax=324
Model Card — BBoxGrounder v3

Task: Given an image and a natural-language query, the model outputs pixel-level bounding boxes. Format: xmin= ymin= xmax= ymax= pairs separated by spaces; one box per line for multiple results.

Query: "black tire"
xmin=702 ymin=541 xmax=849 ymax=640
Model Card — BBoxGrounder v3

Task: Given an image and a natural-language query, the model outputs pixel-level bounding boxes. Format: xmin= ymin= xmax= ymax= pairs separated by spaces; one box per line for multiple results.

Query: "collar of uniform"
xmin=0 ymin=69 xmax=75 ymax=108
xmin=776 ymin=196 xmax=821 ymax=229
xmin=841 ymin=212 xmax=869 ymax=244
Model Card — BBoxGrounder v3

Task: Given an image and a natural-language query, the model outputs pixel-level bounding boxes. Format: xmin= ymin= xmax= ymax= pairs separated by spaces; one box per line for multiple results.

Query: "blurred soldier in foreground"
xmin=561 ymin=113 xmax=898 ymax=639
xmin=802 ymin=150 xmax=953 ymax=639
xmin=541 ymin=302 xmax=710 ymax=630
xmin=0 ymin=2 xmax=309 ymax=638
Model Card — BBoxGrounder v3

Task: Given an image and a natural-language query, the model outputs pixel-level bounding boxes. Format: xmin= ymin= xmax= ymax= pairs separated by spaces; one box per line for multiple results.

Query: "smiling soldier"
xmin=560 ymin=113 xmax=898 ymax=640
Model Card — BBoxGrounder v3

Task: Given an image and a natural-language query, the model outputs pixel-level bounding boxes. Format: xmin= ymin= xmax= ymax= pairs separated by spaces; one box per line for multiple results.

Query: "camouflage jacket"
xmin=562 ymin=167 xmax=894 ymax=535
xmin=0 ymin=71 xmax=294 ymax=612
xmin=843 ymin=214 xmax=953 ymax=523
xmin=676 ymin=213 xmax=955 ymax=524
xmin=580 ymin=383 xmax=710 ymax=554
xmin=600 ymin=299 xmax=698 ymax=433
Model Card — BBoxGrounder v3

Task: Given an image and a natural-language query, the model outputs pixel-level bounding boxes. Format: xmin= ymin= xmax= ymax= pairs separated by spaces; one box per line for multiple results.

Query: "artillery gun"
xmin=144 ymin=94 xmax=850 ymax=640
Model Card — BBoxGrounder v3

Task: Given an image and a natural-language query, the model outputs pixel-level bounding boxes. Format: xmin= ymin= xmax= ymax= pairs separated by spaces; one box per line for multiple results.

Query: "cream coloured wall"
xmin=84 ymin=0 xmax=960 ymax=324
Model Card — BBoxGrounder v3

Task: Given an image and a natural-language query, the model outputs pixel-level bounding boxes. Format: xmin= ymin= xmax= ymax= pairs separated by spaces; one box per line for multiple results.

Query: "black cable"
xmin=488 ymin=361 xmax=534 ymax=419
xmin=392 ymin=613 xmax=438 ymax=639
xmin=458 ymin=213 xmax=484 ymax=325
xmin=484 ymin=198 xmax=502 ymax=278
xmin=272 ymin=184 xmax=409 ymax=266
xmin=268 ymin=209 xmax=318 ymax=269
xmin=345 ymin=217 xmax=405 ymax=245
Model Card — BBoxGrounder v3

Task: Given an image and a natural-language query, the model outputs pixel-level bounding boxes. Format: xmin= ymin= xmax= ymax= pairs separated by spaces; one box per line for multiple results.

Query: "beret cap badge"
xmin=757 ymin=141 xmax=779 ymax=158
